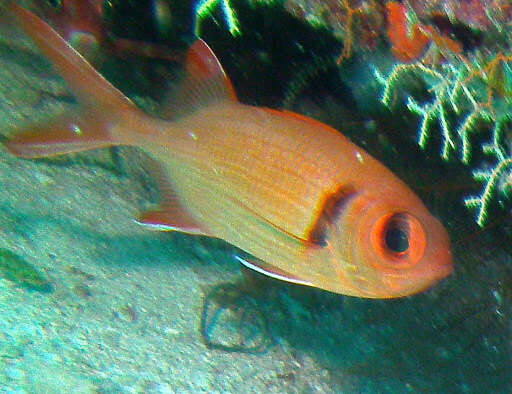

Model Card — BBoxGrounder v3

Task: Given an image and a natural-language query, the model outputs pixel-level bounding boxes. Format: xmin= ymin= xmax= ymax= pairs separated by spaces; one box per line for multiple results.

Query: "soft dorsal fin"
xmin=161 ymin=39 xmax=237 ymax=119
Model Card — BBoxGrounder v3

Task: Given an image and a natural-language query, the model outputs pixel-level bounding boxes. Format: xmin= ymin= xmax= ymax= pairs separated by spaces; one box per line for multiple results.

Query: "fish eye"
xmin=370 ymin=212 xmax=427 ymax=268
xmin=46 ymin=0 xmax=62 ymax=8
xmin=381 ymin=213 xmax=412 ymax=258
xmin=385 ymin=225 xmax=409 ymax=254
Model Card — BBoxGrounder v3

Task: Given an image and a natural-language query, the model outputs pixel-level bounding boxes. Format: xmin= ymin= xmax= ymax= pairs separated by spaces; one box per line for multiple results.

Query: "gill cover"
xmin=325 ymin=190 xmax=450 ymax=298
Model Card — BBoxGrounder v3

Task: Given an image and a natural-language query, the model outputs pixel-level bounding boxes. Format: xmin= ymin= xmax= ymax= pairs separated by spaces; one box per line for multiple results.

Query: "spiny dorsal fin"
xmin=161 ymin=39 xmax=237 ymax=119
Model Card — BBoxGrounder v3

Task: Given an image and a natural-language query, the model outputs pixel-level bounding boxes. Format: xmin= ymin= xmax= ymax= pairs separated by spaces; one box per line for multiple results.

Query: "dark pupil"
xmin=47 ymin=0 xmax=61 ymax=7
xmin=385 ymin=227 xmax=409 ymax=253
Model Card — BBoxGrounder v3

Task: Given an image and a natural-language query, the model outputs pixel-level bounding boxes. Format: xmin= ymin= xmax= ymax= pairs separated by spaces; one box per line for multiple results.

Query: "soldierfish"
xmin=4 ymin=3 xmax=453 ymax=298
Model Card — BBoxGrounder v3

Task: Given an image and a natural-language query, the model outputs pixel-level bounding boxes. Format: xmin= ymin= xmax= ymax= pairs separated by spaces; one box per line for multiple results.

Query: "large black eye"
xmin=371 ymin=212 xmax=427 ymax=268
xmin=47 ymin=0 xmax=62 ymax=8
xmin=383 ymin=213 xmax=411 ymax=255
xmin=385 ymin=226 xmax=409 ymax=253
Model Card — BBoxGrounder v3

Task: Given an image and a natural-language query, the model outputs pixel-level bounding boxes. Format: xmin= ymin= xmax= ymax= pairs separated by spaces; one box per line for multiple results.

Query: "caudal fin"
xmin=4 ymin=3 xmax=141 ymax=158
xmin=5 ymin=113 xmax=113 ymax=158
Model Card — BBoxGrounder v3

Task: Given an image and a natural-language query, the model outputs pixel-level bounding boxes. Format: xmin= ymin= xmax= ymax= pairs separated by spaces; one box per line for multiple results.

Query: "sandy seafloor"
xmin=1 ymin=3 xmax=511 ymax=394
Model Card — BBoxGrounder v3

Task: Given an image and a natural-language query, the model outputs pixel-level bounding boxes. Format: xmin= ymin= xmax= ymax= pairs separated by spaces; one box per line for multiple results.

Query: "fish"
xmin=3 ymin=3 xmax=453 ymax=298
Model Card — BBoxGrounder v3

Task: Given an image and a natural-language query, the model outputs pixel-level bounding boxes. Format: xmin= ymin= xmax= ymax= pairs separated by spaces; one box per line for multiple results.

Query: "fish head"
xmin=325 ymin=192 xmax=453 ymax=298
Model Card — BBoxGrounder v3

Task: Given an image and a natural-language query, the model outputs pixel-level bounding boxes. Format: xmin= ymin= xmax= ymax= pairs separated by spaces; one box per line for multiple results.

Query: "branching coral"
xmin=464 ymin=117 xmax=512 ymax=226
xmin=373 ymin=0 xmax=512 ymax=226
xmin=194 ymin=0 xmax=241 ymax=37
xmin=376 ymin=45 xmax=512 ymax=226
xmin=284 ymin=0 xmax=386 ymax=63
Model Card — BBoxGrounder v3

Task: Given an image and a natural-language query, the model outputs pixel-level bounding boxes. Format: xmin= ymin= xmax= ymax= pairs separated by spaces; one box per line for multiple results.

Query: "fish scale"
xmin=166 ymin=105 xmax=349 ymax=239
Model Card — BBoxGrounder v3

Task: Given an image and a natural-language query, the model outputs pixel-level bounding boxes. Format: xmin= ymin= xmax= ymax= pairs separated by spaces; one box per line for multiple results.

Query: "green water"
xmin=0 ymin=0 xmax=510 ymax=392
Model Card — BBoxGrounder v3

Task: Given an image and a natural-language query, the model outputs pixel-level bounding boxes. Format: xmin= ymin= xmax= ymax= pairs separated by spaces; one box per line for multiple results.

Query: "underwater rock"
xmin=200 ymin=283 xmax=272 ymax=353
xmin=0 ymin=248 xmax=53 ymax=293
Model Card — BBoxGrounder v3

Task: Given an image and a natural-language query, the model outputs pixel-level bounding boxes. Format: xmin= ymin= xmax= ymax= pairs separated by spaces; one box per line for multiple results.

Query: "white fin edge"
xmin=132 ymin=219 xmax=205 ymax=235
xmin=234 ymin=255 xmax=313 ymax=286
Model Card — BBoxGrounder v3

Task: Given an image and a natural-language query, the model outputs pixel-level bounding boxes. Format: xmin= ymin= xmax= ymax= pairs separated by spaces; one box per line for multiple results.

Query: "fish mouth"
xmin=436 ymin=257 xmax=454 ymax=280
xmin=411 ymin=256 xmax=454 ymax=296
xmin=431 ymin=241 xmax=454 ymax=281
xmin=379 ymin=253 xmax=454 ymax=298
xmin=418 ymin=250 xmax=454 ymax=290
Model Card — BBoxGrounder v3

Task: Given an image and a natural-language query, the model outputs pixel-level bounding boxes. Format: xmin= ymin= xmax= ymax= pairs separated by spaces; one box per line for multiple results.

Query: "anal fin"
xmin=234 ymin=255 xmax=313 ymax=287
xmin=135 ymin=157 xmax=209 ymax=236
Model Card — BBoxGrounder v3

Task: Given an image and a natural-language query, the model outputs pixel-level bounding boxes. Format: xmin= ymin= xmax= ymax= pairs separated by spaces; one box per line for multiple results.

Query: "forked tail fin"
xmin=4 ymin=3 xmax=142 ymax=158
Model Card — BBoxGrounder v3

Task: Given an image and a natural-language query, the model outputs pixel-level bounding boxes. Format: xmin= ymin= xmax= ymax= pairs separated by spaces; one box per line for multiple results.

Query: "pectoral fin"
xmin=136 ymin=205 xmax=208 ymax=235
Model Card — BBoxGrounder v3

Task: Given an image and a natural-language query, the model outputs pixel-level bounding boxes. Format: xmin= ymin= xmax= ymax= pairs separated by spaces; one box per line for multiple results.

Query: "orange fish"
xmin=4 ymin=3 xmax=453 ymax=298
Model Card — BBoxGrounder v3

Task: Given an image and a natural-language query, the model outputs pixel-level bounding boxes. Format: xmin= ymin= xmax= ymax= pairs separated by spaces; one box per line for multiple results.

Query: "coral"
xmin=386 ymin=1 xmax=431 ymax=62
xmin=385 ymin=1 xmax=463 ymax=63
xmin=335 ymin=0 xmax=363 ymax=63
xmin=464 ymin=117 xmax=512 ymax=226
xmin=375 ymin=50 xmax=512 ymax=226
xmin=408 ymin=0 xmax=512 ymax=31
xmin=194 ymin=0 xmax=241 ymax=37
xmin=284 ymin=0 xmax=386 ymax=63
xmin=373 ymin=0 xmax=512 ymax=227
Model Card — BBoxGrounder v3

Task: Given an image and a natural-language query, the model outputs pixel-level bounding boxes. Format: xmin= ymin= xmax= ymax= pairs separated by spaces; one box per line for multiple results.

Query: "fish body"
xmin=4 ymin=3 xmax=453 ymax=298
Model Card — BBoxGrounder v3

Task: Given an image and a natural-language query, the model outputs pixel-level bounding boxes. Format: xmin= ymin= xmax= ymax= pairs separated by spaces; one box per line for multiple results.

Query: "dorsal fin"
xmin=161 ymin=39 xmax=237 ymax=119
xmin=264 ymin=108 xmax=340 ymax=133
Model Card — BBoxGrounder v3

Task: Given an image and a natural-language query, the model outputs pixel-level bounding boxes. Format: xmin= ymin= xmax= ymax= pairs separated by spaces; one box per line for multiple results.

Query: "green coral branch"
xmin=455 ymin=111 xmax=492 ymax=164
xmin=465 ymin=117 xmax=512 ymax=226
xmin=406 ymin=96 xmax=455 ymax=159
xmin=194 ymin=0 xmax=241 ymax=37
xmin=375 ymin=61 xmax=483 ymax=161
xmin=464 ymin=158 xmax=512 ymax=227
xmin=375 ymin=54 xmax=512 ymax=226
